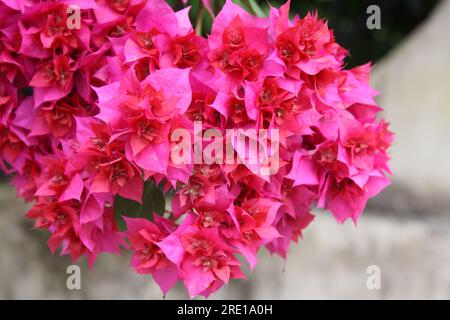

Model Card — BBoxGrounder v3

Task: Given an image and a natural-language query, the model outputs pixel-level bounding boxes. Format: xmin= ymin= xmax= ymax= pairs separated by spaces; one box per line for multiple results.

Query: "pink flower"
xmin=159 ymin=224 xmax=244 ymax=298
xmin=164 ymin=32 xmax=205 ymax=69
xmin=18 ymin=2 xmax=91 ymax=59
xmin=271 ymin=3 xmax=346 ymax=77
xmin=0 ymin=124 xmax=27 ymax=168
xmin=228 ymin=198 xmax=282 ymax=269
xmin=0 ymin=0 xmax=393 ymax=298
xmin=96 ymin=67 xmax=191 ymax=174
xmin=208 ymin=0 xmax=272 ymax=85
xmin=124 ymin=216 xmax=179 ymax=294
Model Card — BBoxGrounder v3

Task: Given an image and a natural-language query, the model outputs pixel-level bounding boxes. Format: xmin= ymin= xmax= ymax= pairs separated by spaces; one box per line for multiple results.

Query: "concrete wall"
xmin=370 ymin=0 xmax=450 ymax=214
xmin=1 ymin=187 xmax=450 ymax=300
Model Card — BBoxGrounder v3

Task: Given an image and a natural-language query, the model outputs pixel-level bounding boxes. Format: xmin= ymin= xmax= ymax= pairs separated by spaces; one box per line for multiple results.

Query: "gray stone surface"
xmin=1 ymin=185 xmax=450 ymax=299
xmin=371 ymin=0 xmax=450 ymax=213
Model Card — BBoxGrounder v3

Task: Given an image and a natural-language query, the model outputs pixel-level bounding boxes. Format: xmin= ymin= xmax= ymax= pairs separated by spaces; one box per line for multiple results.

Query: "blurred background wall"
xmin=1 ymin=0 xmax=450 ymax=299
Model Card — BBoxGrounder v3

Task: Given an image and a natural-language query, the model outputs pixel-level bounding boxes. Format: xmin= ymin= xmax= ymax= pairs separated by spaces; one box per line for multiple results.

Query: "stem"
xmin=205 ymin=0 xmax=216 ymax=19
xmin=196 ymin=6 xmax=205 ymax=36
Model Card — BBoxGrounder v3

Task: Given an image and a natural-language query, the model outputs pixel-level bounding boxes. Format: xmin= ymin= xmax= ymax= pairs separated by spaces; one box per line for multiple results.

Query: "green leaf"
xmin=146 ymin=181 xmax=166 ymax=216
xmin=188 ymin=0 xmax=201 ymax=25
xmin=113 ymin=195 xmax=140 ymax=231
xmin=232 ymin=0 xmax=250 ymax=13
xmin=233 ymin=0 xmax=266 ymax=17
xmin=247 ymin=0 xmax=265 ymax=17
xmin=114 ymin=180 xmax=166 ymax=231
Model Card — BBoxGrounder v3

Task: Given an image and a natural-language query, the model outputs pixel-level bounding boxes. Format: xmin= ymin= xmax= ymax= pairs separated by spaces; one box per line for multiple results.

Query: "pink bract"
xmin=0 ymin=0 xmax=393 ymax=298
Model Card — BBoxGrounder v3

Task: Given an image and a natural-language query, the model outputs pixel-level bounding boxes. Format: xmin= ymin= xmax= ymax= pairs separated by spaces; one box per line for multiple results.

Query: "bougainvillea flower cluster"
xmin=0 ymin=0 xmax=392 ymax=298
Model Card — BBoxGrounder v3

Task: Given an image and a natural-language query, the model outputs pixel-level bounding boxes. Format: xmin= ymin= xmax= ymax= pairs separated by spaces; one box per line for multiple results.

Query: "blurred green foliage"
xmin=114 ymin=180 xmax=166 ymax=230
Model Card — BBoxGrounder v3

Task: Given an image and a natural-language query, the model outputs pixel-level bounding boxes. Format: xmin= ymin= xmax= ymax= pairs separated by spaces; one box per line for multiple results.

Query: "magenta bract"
xmin=0 ymin=0 xmax=393 ymax=298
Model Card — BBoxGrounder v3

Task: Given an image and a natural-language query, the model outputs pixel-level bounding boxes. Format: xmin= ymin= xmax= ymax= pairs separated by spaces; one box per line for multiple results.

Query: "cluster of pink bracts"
xmin=0 ymin=0 xmax=392 ymax=297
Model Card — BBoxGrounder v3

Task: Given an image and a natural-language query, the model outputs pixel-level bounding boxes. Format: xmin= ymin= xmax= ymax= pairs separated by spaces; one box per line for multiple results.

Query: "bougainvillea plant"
xmin=0 ymin=0 xmax=393 ymax=298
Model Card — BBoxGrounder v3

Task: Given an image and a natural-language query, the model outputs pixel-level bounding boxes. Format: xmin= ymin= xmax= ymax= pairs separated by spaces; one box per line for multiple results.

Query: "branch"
xmin=196 ymin=6 xmax=205 ymax=36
